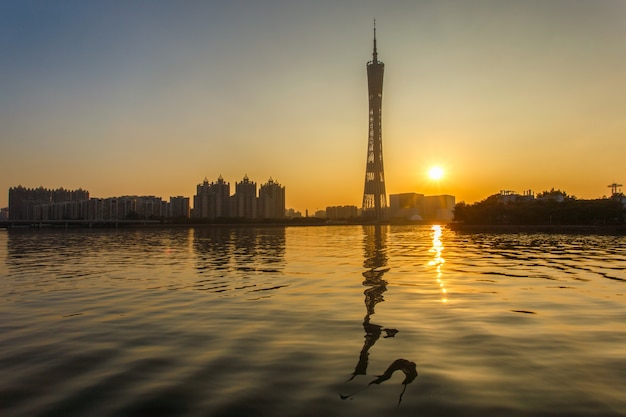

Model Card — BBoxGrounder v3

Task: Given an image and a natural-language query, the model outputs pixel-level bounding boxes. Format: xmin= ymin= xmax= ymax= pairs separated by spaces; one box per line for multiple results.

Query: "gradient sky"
xmin=2 ymin=0 xmax=625 ymax=212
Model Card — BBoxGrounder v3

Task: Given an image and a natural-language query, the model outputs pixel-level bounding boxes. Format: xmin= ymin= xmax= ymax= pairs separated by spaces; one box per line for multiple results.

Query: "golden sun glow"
xmin=428 ymin=166 xmax=444 ymax=181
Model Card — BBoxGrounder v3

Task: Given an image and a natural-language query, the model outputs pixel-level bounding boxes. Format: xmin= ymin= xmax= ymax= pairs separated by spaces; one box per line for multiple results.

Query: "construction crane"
xmin=607 ymin=183 xmax=623 ymax=195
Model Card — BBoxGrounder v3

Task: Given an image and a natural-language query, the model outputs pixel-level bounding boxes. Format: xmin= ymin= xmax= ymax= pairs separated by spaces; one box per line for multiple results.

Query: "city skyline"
xmin=6 ymin=173 xmax=288 ymax=222
xmin=2 ymin=1 xmax=625 ymax=212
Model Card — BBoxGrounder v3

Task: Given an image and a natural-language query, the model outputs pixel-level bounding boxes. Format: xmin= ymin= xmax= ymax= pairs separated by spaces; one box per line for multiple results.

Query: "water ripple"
xmin=1 ymin=226 xmax=625 ymax=416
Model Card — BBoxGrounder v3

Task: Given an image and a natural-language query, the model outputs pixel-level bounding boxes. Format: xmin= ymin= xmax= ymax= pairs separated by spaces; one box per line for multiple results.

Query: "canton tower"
xmin=361 ymin=22 xmax=387 ymax=221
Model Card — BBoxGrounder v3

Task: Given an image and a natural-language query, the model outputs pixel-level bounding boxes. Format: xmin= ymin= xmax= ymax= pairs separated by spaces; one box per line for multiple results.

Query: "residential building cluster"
xmin=192 ymin=175 xmax=285 ymax=220
xmin=8 ymin=186 xmax=189 ymax=221
xmin=8 ymin=186 xmax=90 ymax=221
xmin=6 ymin=175 xmax=286 ymax=222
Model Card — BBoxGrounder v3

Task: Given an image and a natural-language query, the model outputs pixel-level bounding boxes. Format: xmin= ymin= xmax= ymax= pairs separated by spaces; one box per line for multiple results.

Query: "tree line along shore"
xmin=451 ymin=190 xmax=625 ymax=233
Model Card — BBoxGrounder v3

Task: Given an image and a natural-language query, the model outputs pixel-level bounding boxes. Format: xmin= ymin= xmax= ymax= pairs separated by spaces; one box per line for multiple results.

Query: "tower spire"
xmin=372 ymin=19 xmax=378 ymax=63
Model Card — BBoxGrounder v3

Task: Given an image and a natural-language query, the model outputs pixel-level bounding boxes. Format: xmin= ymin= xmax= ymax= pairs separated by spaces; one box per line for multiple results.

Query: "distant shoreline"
xmin=0 ymin=218 xmax=390 ymax=229
xmin=3 ymin=220 xmax=625 ymax=235
xmin=447 ymin=223 xmax=626 ymax=235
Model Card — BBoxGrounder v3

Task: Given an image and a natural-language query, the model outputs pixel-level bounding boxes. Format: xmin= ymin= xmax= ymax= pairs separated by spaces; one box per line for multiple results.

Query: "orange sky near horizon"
xmin=1 ymin=1 xmax=625 ymax=213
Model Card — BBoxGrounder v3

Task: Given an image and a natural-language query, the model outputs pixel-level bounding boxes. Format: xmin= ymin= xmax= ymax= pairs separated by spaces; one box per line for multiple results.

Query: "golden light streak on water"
xmin=428 ymin=225 xmax=448 ymax=303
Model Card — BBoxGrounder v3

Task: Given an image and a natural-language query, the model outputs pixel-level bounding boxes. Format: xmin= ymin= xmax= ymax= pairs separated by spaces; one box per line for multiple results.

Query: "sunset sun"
xmin=428 ymin=166 xmax=444 ymax=181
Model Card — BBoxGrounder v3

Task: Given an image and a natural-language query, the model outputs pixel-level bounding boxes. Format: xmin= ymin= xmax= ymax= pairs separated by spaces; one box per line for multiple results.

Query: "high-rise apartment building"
xmin=211 ymin=175 xmax=231 ymax=219
xmin=194 ymin=178 xmax=211 ymax=218
xmin=233 ymin=175 xmax=257 ymax=219
xmin=258 ymin=178 xmax=285 ymax=219
xmin=193 ymin=176 xmax=230 ymax=219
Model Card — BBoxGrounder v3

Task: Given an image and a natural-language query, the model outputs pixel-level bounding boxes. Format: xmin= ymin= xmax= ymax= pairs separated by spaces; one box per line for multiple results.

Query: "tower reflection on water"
xmin=342 ymin=225 xmax=417 ymax=405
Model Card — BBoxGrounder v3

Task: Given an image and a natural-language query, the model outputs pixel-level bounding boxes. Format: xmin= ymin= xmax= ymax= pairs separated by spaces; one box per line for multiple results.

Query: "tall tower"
xmin=361 ymin=22 xmax=387 ymax=221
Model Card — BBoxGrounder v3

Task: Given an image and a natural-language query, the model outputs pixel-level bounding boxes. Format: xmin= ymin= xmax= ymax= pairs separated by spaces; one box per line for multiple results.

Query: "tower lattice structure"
xmin=361 ymin=23 xmax=387 ymax=221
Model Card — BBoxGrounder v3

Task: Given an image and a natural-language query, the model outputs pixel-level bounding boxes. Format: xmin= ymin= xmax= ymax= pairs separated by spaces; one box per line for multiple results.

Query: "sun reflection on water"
xmin=428 ymin=225 xmax=448 ymax=303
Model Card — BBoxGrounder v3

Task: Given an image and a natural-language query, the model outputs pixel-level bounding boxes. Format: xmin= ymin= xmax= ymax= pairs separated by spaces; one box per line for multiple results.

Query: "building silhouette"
xmin=191 ymin=175 xmax=285 ymax=220
xmin=326 ymin=205 xmax=358 ymax=220
xmin=6 ymin=186 xmax=180 ymax=221
xmin=233 ymin=175 xmax=258 ymax=219
xmin=193 ymin=176 xmax=231 ymax=219
xmin=258 ymin=178 xmax=285 ymax=219
xmin=169 ymin=196 xmax=190 ymax=218
xmin=361 ymin=22 xmax=388 ymax=221
xmin=193 ymin=178 xmax=211 ymax=218
xmin=389 ymin=193 xmax=456 ymax=223
xmin=8 ymin=186 xmax=89 ymax=220
xmin=86 ymin=196 xmax=167 ymax=221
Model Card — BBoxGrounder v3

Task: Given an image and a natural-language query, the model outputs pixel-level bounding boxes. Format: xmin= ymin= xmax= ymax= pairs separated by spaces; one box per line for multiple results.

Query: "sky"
xmin=1 ymin=0 xmax=625 ymax=213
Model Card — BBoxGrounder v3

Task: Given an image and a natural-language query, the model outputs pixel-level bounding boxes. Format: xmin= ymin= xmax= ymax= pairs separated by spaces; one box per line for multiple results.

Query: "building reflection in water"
xmin=429 ymin=225 xmax=448 ymax=303
xmin=342 ymin=225 xmax=417 ymax=405
xmin=192 ymin=227 xmax=286 ymax=295
xmin=193 ymin=227 xmax=285 ymax=271
xmin=193 ymin=227 xmax=233 ymax=271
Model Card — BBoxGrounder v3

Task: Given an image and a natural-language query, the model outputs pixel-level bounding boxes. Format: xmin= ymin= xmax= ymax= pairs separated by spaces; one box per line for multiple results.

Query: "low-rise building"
xmin=326 ymin=205 xmax=358 ymax=220
xmin=389 ymin=193 xmax=424 ymax=221
xmin=424 ymin=195 xmax=456 ymax=223
xmin=286 ymin=208 xmax=302 ymax=218
xmin=390 ymin=192 xmax=455 ymax=223
xmin=314 ymin=210 xmax=327 ymax=219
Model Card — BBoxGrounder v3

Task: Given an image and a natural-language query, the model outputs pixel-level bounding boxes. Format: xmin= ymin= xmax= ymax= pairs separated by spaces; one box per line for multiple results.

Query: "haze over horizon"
xmin=2 ymin=0 xmax=625 ymax=212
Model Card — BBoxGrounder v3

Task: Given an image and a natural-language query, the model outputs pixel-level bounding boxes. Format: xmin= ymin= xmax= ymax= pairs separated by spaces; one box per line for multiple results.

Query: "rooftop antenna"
xmin=372 ymin=19 xmax=378 ymax=63
xmin=608 ymin=183 xmax=623 ymax=195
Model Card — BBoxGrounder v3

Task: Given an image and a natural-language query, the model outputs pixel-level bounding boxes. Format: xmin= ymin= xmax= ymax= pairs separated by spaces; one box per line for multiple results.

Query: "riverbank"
xmin=0 ymin=217 xmax=356 ymax=229
xmin=447 ymin=223 xmax=626 ymax=234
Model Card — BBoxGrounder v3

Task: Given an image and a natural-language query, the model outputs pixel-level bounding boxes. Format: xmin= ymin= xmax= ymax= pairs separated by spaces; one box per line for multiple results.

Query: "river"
xmin=1 ymin=225 xmax=625 ymax=416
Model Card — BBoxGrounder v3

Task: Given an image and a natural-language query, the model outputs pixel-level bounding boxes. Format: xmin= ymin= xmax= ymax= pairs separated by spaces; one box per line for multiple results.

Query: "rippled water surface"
xmin=1 ymin=225 xmax=625 ymax=416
